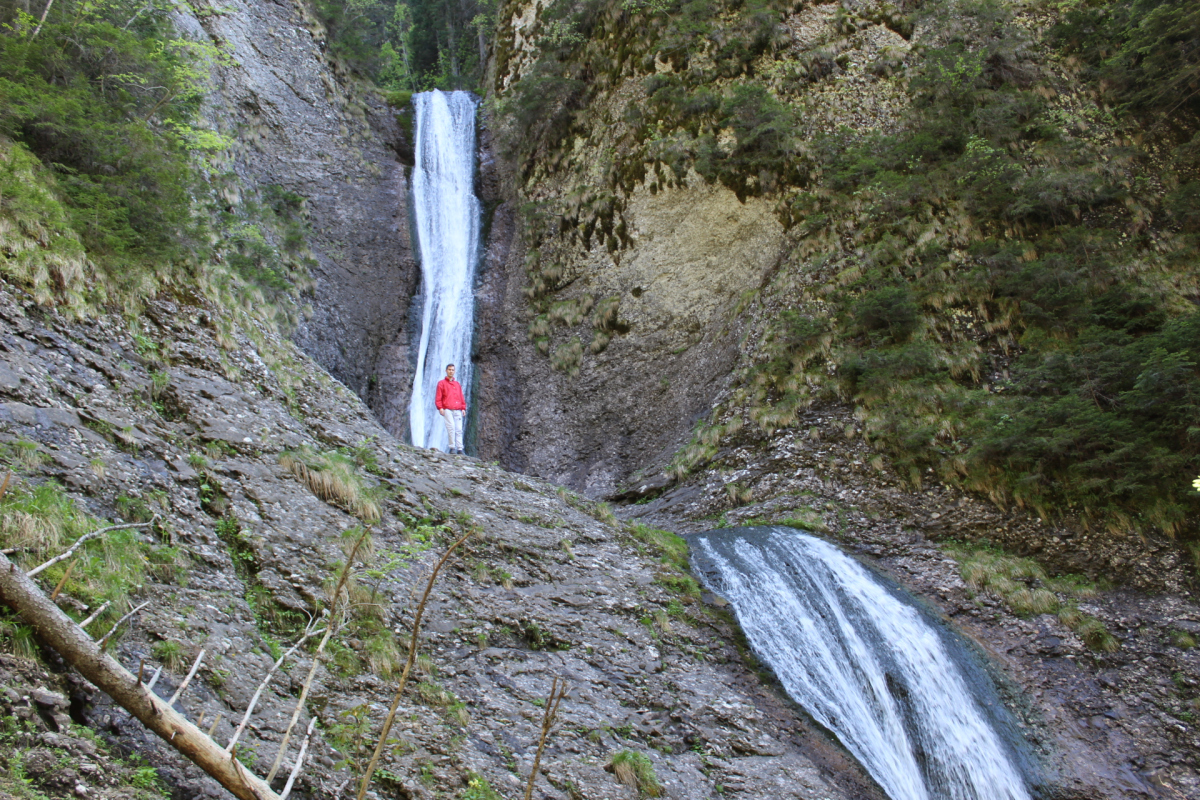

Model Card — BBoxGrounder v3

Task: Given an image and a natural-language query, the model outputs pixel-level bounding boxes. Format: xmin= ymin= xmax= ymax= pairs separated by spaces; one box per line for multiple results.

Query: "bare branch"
xmin=30 ymin=0 xmax=54 ymax=39
xmin=525 ymin=677 xmax=569 ymax=800
xmin=79 ymin=600 xmax=111 ymax=630
xmin=266 ymin=528 xmax=371 ymax=783
xmin=280 ymin=718 xmax=317 ymax=800
xmin=50 ymin=558 xmax=77 ymax=600
xmin=356 ymin=527 xmax=474 ymax=800
xmin=0 ymin=551 xmax=282 ymax=800
xmin=27 ymin=520 xmax=156 ymax=578
xmin=96 ymin=601 xmax=151 ymax=648
xmin=227 ymin=620 xmax=325 ymax=753
xmin=168 ymin=648 xmax=206 ymax=706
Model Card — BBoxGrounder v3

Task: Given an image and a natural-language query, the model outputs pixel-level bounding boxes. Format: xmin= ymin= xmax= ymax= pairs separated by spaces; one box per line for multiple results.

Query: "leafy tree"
xmin=0 ymin=0 xmax=225 ymax=298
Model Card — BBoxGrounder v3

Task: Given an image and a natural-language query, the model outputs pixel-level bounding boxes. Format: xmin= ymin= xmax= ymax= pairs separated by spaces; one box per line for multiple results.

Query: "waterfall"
xmin=408 ymin=90 xmax=482 ymax=451
xmin=691 ymin=526 xmax=1036 ymax=800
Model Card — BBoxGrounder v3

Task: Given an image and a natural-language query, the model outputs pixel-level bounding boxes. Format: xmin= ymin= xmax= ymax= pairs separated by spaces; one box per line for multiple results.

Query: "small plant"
xmin=365 ymin=632 xmax=402 ymax=677
xmin=0 ymin=620 xmax=39 ymax=661
xmin=724 ymin=482 xmax=753 ymax=506
xmin=280 ymin=446 xmax=382 ymax=522
xmin=152 ymin=639 xmax=187 ymax=671
xmin=609 ymin=750 xmax=663 ymax=797
xmin=1170 ymin=630 xmax=1197 ymax=650
xmin=7 ymin=439 xmax=48 ymax=471
xmin=187 ymin=452 xmax=207 ymax=469
xmin=462 ymin=773 xmax=504 ymax=800
xmin=626 ymin=523 xmax=689 ymax=573
xmin=129 ymin=763 xmax=162 ymax=790
xmin=776 ymin=509 xmax=829 ymax=533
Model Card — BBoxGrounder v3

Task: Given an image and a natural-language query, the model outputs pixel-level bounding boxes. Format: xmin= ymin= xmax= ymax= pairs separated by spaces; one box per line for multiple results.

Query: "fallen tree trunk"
xmin=0 ymin=553 xmax=282 ymax=800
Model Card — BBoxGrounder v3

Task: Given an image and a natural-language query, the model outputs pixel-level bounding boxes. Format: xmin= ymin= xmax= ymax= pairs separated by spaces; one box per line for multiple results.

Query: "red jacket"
xmin=435 ymin=378 xmax=466 ymax=411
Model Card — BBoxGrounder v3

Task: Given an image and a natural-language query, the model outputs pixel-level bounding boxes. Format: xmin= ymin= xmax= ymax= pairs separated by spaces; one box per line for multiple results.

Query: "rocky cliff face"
xmin=174 ymin=0 xmax=420 ymax=440
xmin=476 ymin=172 xmax=784 ymax=495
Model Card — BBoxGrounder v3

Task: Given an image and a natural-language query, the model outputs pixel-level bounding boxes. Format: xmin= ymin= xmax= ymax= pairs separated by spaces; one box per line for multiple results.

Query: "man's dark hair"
xmin=446 ymin=363 xmax=455 ymax=370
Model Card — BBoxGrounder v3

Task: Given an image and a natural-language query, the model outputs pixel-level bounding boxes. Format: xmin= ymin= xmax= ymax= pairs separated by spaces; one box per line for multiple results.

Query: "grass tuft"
xmin=610 ymin=750 xmax=662 ymax=798
xmin=951 ymin=543 xmax=1118 ymax=653
xmin=280 ymin=446 xmax=382 ymax=523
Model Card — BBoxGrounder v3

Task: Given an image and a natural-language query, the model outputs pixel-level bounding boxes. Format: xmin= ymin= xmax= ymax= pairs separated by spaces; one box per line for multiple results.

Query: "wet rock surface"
xmin=629 ymin=407 xmax=1200 ymax=800
xmin=0 ymin=287 xmax=881 ymax=800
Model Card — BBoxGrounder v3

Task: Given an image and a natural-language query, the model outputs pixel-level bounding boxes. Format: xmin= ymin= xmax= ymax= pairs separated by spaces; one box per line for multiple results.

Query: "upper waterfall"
xmin=408 ymin=90 xmax=482 ymax=451
xmin=691 ymin=526 xmax=1037 ymax=800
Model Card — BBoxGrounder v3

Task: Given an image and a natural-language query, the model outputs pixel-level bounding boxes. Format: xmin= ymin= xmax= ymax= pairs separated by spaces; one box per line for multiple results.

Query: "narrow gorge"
xmin=0 ymin=2 xmax=1197 ymax=800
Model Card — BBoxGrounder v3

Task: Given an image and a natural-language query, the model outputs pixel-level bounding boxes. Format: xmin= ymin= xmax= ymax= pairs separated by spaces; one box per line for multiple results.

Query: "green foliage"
xmin=311 ymin=0 xmax=495 ymax=90
xmin=950 ymin=543 xmax=1118 ymax=652
xmin=626 ymin=522 xmax=690 ymax=574
xmin=0 ymin=0 xmax=225 ymax=307
xmin=279 ymin=446 xmax=383 ymax=523
xmin=730 ymin=0 xmax=1200 ymax=539
xmin=461 ymin=773 xmax=504 ymax=800
xmin=496 ymin=0 xmax=793 ymax=188
xmin=1053 ymin=0 xmax=1200 ymax=119
xmin=0 ymin=478 xmax=148 ymax=637
xmin=609 ymin=750 xmax=662 ymax=797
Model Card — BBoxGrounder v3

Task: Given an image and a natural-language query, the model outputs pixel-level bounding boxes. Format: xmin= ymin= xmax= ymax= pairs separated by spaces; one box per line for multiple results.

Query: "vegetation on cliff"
xmin=491 ymin=0 xmax=1200 ymax=555
xmin=0 ymin=1 xmax=318 ymax=327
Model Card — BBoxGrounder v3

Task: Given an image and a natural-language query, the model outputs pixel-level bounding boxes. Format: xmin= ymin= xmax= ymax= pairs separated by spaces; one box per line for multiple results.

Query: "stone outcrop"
xmin=476 ymin=173 xmax=784 ymax=496
xmin=174 ymin=0 xmax=419 ymax=438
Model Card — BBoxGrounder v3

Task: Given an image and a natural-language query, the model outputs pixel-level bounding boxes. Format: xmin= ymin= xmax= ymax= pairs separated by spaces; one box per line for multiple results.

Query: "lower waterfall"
xmin=690 ymin=526 xmax=1036 ymax=800
xmin=407 ymin=90 xmax=481 ymax=451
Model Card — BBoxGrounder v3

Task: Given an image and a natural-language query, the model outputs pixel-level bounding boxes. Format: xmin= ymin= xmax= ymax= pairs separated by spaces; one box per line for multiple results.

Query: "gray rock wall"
xmin=175 ymin=0 xmax=418 ymax=440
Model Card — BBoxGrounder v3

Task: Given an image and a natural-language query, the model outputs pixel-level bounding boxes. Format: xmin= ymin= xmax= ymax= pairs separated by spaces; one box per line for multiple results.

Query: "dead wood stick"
xmin=169 ymin=648 xmax=206 ymax=706
xmin=97 ymin=601 xmax=150 ymax=648
xmin=0 ymin=470 xmax=12 ymax=501
xmin=50 ymin=558 xmax=77 ymax=600
xmin=227 ymin=621 xmax=325 ymax=753
xmin=265 ymin=528 xmax=370 ymax=783
xmin=0 ymin=551 xmax=282 ymax=800
xmin=356 ymin=527 xmax=474 ymax=800
xmin=79 ymin=600 xmax=111 ymax=630
xmin=146 ymin=664 xmax=163 ymax=691
xmin=525 ymin=677 xmax=568 ymax=800
xmin=30 ymin=0 xmax=55 ymax=38
xmin=280 ymin=718 xmax=317 ymax=800
xmin=28 ymin=520 xmax=156 ymax=578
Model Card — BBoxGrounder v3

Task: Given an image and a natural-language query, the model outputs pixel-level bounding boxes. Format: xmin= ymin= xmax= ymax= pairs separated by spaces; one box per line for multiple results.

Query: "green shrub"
xmin=609 ymin=750 xmax=662 ymax=797
xmin=0 ymin=2 xmax=224 ymax=307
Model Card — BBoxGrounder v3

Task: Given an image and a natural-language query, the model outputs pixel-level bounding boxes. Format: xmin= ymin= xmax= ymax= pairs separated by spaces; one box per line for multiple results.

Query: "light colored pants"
xmin=442 ymin=409 xmax=464 ymax=452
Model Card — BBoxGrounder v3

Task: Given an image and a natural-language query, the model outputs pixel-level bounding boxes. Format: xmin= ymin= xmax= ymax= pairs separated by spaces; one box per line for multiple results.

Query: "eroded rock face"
xmin=476 ymin=176 xmax=785 ymax=497
xmin=174 ymin=1 xmax=419 ymax=435
xmin=0 ymin=286 xmax=879 ymax=800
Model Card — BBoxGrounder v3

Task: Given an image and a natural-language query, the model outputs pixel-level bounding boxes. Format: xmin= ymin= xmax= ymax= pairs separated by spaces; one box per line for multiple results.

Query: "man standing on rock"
xmin=435 ymin=363 xmax=466 ymax=455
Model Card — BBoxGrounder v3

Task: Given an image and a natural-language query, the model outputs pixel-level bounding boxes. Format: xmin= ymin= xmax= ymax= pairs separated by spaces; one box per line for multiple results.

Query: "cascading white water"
xmin=408 ymin=90 xmax=481 ymax=451
xmin=691 ymin=526 xmax=1034 ymax=800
